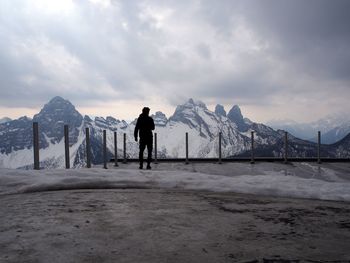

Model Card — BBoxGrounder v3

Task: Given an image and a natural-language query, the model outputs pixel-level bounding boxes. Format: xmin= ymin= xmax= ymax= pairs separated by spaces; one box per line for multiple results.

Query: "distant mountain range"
xmin=267 ymin=114 xmax=350 ymax=144
xmin=0 ymin=96 xmax=349 ymax=169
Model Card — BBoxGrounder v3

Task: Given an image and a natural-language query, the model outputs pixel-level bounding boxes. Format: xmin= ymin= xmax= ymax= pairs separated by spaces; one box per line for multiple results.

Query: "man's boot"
xmin=139 ymin=162 xmax=143 ymax=169
xmin=146 ymin=163 xmax=151 ymax=170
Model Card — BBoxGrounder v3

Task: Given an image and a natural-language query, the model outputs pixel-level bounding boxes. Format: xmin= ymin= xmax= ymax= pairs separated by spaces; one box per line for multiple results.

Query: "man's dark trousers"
xmin=139 ymin=136 xmax=153 ymax=167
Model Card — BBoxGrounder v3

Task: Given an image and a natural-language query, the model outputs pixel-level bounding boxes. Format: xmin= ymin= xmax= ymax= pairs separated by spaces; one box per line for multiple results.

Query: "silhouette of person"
xmin=134 ymin=107 xmax=155 ymax=169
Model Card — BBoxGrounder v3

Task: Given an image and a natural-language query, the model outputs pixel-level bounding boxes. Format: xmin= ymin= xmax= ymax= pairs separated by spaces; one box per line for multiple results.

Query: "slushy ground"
xmin=1 ymin=162 xmax=350 ymax=262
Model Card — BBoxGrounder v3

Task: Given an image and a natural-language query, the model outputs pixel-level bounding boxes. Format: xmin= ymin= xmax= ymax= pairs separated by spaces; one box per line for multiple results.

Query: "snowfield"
xmin=1 ymin=162 xmax=350 ymax=202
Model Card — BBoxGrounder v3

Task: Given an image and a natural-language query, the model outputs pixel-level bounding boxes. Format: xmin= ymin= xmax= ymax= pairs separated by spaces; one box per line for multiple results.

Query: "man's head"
xmin=142 ymin=107 xmax=150 ymax=116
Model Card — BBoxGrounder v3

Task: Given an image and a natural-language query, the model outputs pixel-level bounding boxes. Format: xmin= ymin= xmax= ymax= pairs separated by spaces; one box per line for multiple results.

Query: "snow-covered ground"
xmin=1 ymin=162 xmax=350 ymax=202
xmin=1 ymin=162 xmax=350 ymax=262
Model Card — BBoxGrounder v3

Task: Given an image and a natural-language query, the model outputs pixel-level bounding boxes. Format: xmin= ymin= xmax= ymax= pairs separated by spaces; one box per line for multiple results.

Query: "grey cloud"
xmin=0 ymin=0 xmax=349 ymax=121
xmin=196 ymin=0 xmax=350 ymax=81
xmin=196 ymin=43 xmax=211 ymax=60
xmin=239 ymin=0 xmax=350 ymax=81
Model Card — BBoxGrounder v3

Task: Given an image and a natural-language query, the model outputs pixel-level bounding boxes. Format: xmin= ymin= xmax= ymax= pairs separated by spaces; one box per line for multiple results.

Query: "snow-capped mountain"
xmin=321 ymin=124 xmax=350 ymax=145
xmin=160 ymin=99 xmax=250 ymax=158
xmin=1 ymin=97 xmax=349 ymax=169
xmin=267 ymin=113 xmax=350 ymax=143
xmin=266 ymin=119 xmax=314 ymax=140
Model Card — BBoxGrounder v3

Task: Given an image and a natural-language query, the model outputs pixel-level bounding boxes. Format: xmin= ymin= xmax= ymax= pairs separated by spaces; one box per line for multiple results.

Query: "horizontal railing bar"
xmin=110 ymin=157 xmax=350 ymax=163
xmin=28 ymin=123 xmax=349 ymax=170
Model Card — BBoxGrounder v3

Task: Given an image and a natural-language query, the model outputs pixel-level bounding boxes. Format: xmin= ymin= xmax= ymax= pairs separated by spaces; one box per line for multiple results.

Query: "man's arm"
xmin=134 ymin=118 xmax=139 ymax=141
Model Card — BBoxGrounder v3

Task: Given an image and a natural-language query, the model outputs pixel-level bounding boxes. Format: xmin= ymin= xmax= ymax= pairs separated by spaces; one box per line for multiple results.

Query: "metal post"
xmin=114 ymin=132 xmax=118 ymax=167
xmin=33 ymin=122 xmax=40 ymax=170
xmin=251 ymin=131 xmax=255 ymax=164
xmin=103 ymin=130 xmax=107 ymax=169
xmin=154 ymin=133 xmax=158 ymax=164
xmin=64 ymin=125 xmax=70 ymax=169
xmin=123 ymin=133 xmax=127 ymax=163
xmin=185 ymin=132 xmax=189 ymax=164
xmin=218 ymin=132 xmax=222 ymax=164
xmin=86 ymin=128 xmax=91 ymax=168
xmin=318 ymin=131 xmax=321 ymax=164
xmin=284 ymin=131 xmax=288 ymax=164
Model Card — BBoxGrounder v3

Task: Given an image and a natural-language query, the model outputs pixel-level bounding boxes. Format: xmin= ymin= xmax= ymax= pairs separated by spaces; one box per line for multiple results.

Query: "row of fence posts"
xmin=32 ymin=122 xmax=323 ymax=170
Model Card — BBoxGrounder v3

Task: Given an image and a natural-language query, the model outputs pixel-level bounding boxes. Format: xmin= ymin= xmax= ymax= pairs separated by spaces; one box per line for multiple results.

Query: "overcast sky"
xmin=0 ymin=0 xmax=349 ymax=123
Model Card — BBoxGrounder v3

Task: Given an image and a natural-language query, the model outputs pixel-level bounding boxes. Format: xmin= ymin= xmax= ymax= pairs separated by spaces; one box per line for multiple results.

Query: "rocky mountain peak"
xmin=215 ymin=104 xmax=226 ymax=117
xmin=184 ymin=98 xmax=207 ymax=109
xmin=171 ymin=99 xmax=206 ymax=123
xmin=93 ymin=116 xmax=119 ymax=131
xmin=49 ymin=96 xmax=67 ymax=104
xmin=33 ymin=97 xmax=83 ymax=146
xmin=106 ymin=116 xmax=121 ymax=125
xmin=227 ymin=105 xmax=248 ymax=132
xmin=228 ymin=105 xmax=243 ymax=121
xmin=187 ymin=98 xmax=195 ymax=105
xmin=152 ymin=111 xmax=168 ymax=126
xmin=34 ymin=96 xmax=82 ymax=121
xmin=84 ymin=115 xmax=93 ymax=122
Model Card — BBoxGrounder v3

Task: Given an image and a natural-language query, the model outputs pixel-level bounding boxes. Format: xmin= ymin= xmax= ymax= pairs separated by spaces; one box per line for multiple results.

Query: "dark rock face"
xmin=32 ymin=96 xmax=83 ymax=147
xmin=0 ymin=116 xmax=32 ymax=154
xmin=227 ymin=105 xmax=248 ymax=132
xmin=215 ymin=104 xmax=226 ymax=117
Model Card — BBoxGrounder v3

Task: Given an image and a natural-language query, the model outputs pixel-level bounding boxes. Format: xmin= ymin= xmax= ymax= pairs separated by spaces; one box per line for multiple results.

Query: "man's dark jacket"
xmin=134 ymin=114 xmax=155 ymax=141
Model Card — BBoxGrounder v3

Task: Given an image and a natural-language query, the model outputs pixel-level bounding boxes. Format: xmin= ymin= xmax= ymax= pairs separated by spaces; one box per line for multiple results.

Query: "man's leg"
xmin=139 ymin=140 xmax=146 ymax=169
xmin=146 ymin=138 xmax=153 ymax=169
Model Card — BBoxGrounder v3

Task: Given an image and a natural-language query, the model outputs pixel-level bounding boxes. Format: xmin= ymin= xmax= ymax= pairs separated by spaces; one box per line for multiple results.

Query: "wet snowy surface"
xmin=1 ymin=162 xmax=350 ymax=262
xmin=1 ymin=162 xmax=350 ymax=201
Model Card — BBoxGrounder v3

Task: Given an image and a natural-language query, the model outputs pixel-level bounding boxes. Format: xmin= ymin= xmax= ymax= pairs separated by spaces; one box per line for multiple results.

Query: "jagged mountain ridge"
xmin=0 ymin=97 xmax=349 ymax=169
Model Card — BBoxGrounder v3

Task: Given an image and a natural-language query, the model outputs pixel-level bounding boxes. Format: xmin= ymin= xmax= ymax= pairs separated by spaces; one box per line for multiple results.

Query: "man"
xmin=134 ymin=107 xmax=155 ymax=169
